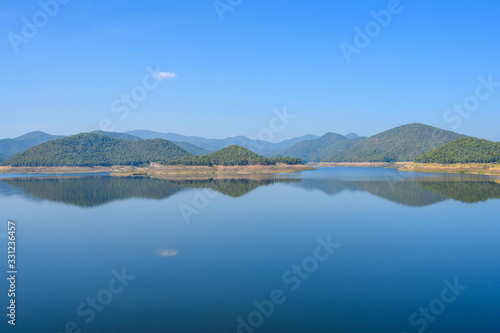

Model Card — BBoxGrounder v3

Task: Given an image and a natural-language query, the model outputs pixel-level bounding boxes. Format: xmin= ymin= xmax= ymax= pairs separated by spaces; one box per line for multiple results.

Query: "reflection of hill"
xmin=294 ymin=179 xmax=447 ymax=207
xmin=1 ymin=174 xmax=499 ymax=208
xmin=352 ymin=181 xmax=448 ymax=207
xmin=0 ymin=176 xmax=299 ymax=207
xmin=290 ymin=179 xmax=357 ymax=196
xmin=418 ymin=180 xmax=500 ymax=203
xmin=0 ymin=177 xmax=184 ymax=207
xmin=293 ymin=177 xmax=500 ymax=206
xmin=174 ymin=179 xmax=297 ymax=198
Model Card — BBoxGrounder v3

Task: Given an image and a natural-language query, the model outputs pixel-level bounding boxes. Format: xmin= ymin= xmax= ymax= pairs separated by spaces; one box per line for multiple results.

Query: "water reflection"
xmin=155 ymin=249 xmax=179 ymax=257
xmin=0 ymin=173 xmax=499 ymax=207
xmin=0 ymin=176 xmax=299 ymax=207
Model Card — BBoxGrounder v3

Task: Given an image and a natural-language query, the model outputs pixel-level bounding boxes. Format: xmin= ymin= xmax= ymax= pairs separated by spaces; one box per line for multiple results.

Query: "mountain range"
xmin=0 ymin=130 xmax=320 ymax=160
xmin=125 ymin=130 xmax=320 ymax=156
xmin=2 ymin=123 xmax=494 ymax=166
xmin=273 ymin=132 xmax=366 ymax=162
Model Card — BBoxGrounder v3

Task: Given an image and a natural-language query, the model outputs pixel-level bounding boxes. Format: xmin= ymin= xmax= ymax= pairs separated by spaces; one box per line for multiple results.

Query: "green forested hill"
xmin=273 ymin=133 xmax=361 ymax=162
xmin=169 ymin=145 xmax=303 ymax=166
xmin=415 ymin=137 xmax=500 ymax=164
xmin=1 ymin=133 xmax=192 ymax=166
xmin=326 ymin=123 xmax=465 ymax=162
xmin=92 ymin=130 xmax=210 ymax=155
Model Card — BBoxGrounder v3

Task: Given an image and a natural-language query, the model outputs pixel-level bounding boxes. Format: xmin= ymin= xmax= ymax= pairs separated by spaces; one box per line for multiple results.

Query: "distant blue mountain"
xmin=272 ymin=133 xmax=367 ymax=162
xmin=0 ymin=130 xmax=325 ymax=161
xmin=126 ymin=130 xmax=319 ymax=156
xmin=345 ymin=133 xmax=360 ymax=139
xmin=93 ymin=131 xmax=210 ymax=156
xmin=0 ymin=131 xmax=64 ymax=161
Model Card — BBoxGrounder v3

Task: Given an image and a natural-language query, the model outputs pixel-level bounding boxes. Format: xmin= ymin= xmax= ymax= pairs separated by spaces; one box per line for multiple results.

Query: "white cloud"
xmin=153 ymin=71 xmax=177 ymax=80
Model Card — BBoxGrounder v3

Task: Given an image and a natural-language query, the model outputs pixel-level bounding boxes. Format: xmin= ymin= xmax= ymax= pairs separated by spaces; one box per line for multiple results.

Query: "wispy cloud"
xmin=153 ymin=72 xmax=177 ymax=80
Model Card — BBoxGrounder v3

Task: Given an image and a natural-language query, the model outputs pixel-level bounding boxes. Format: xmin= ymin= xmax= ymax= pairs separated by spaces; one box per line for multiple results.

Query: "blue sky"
xmin=1 ymin=0 xmax=499 ymax=141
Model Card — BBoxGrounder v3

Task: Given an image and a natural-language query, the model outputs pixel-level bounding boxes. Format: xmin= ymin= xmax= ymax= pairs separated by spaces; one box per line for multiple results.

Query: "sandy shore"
xmin=0 ymin=165 xmax=131 ymax=174
xmin=4 ymin=162 xmax=497 ymax=177
xmin=311 ymin=162 xmax=400 ymax=168
xmin=112 ymin=164 xmax=316 ymax=179
xmin=399 ymin=163 xmax=500 ymax=176
xmin=0 ymin=164 xmax=315 ymax=178
xmin=310 ymin=162 xmax=500 ymax=176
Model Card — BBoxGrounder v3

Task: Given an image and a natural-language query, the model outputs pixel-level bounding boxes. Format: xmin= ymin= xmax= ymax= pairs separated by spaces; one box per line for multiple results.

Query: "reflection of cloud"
xmin=153 ymin=72 xmax=177 ymax=80
xmin=155 ymin=248 xmax=179 ymax=257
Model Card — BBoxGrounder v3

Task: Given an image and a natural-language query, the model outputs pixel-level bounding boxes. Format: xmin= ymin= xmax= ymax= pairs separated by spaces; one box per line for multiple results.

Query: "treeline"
xmin=415 ymin=137 xmax=500 ymax=164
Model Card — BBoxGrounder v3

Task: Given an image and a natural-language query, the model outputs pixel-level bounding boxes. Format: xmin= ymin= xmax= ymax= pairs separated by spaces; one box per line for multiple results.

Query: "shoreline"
xmin=2 ymin=162 xmax=500 ymax=177
xmin=399 ymin=163 xmax=500 ymax=176
xmin=310 ymin=162 xmax=500 ymax=176
xmin=311 ymin=162 xmax=400 ymax=168
xmin=0 ymin=165 xmax=130 ymax=174
xmin=0 ymin=164 xmax=316 ymax=179
xmin=112 ymin=164 xmax=316 ymax=179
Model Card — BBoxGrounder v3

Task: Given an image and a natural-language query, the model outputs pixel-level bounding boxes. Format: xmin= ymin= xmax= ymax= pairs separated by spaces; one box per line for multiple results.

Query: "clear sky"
xmin=1 ymin=0 xmax=499 ymax=141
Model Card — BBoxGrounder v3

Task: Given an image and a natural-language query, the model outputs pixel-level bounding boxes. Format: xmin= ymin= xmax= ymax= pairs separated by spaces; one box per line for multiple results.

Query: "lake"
xmin=0 ymin=167 xmax=499 ymax=333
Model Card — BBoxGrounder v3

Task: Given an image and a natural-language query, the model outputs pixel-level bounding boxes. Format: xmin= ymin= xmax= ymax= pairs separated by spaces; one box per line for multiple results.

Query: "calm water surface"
xmin=0 ymin=167 xmax=499 ymax=333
